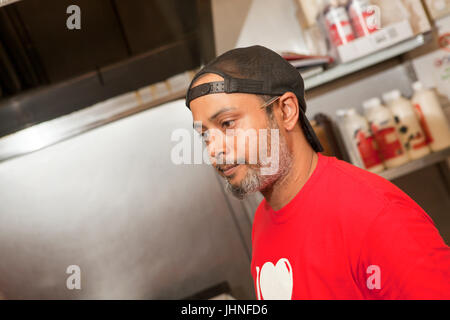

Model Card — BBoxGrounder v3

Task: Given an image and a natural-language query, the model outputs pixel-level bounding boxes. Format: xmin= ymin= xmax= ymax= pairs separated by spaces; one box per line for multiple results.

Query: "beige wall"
xmin=212 ymin=0 xmax=308 ymax=55
xmin=211 ymin=0 xmax=253 ymax=55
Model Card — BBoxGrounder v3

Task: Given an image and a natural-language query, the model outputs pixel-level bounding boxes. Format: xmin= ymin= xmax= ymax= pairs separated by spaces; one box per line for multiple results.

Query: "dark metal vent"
xmin=0 ymin=0 xmax=215 ymax=137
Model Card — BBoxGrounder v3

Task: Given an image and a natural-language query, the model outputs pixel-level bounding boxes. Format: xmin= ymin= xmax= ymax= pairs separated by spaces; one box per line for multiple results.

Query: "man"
xmin=184 ymin=45 xmax=450 ymax=299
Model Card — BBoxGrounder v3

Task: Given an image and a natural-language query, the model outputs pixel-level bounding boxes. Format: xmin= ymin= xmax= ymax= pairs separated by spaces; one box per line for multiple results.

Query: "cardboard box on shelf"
xmin=295 ymin=0 xmax=321 ymax=29
xmin=315 ymin=0 xmax=429 ymax=63
xmin=371 ymin=0 xmax=431 ymax=34
xmin=337 ymin=19 xmax=415 ymax=63
xmin=400 ymin=0 xmax=432 ymax=33
xmin=412 ymin=15 xmax=450 ymax=102
xmin=424 ymin=0 xmax=450 ymax=21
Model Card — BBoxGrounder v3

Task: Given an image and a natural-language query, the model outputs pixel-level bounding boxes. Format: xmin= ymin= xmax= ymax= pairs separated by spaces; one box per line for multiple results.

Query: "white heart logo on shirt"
xmin=256 ymin=258 xmax=293 ymax=300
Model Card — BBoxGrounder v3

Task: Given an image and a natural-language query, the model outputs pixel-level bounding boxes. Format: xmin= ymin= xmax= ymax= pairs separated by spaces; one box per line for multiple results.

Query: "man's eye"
xmin=221 ymin=120 xmax=235 ymax=129
xmin=201 ymin=131 xmax=210 ymax=140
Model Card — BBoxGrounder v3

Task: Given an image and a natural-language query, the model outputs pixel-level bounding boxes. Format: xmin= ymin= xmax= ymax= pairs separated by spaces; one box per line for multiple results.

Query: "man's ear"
xmin=279 ymin=94 xmax=300 ymax=131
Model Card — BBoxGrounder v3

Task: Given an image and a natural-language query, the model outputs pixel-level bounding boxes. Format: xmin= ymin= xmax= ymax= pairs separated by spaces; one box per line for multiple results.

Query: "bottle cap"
xmin=362 ymin=97 xmax=381 ymax=110
xmin=382 ymin=90 xmax=401 ymax=103
xmin=346 ymin=108 xmax=357 ymax=115
xmin=412 ymin=81 xmax=423 ymax=91
xmin=336 ymin=109 xmax=348 ymax=117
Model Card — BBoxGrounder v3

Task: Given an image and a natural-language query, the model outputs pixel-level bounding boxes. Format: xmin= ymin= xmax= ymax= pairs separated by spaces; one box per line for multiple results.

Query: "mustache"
xmin=215 ymin=158 xmax=247 ymax=172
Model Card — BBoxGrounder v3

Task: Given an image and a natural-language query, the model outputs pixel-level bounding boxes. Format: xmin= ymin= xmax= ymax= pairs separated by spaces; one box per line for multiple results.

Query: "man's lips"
xmin=218 ymin=164 xmax=241 ymax=176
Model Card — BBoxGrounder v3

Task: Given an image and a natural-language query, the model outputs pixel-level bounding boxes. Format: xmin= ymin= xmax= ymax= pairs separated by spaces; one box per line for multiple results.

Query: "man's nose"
xmin=207 ymin=142 xmax=226 ymax=165
xmin=206 ymin=132 xmax=228 ymax=165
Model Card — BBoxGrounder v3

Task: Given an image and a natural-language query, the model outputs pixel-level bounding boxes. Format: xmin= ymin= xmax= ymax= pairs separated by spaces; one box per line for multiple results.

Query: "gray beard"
xmin=224 ymin=121 xmax=293 ymax=200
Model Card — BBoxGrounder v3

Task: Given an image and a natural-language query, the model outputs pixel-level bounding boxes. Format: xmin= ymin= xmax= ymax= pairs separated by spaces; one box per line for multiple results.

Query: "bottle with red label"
xmin=339 ymin=108 xmax=385 ymax=173
xmin=382 ymin=89 xmax=430 ymax=160
xmin=411 ymin=82 xmax=450 ymax=152
xmin=347 ymin=0 xmax=379 ymax=38
xmin=362 ymin=97 xmax=409 ymax=168
xmin=322 ymin=0 xmax=355 ymax=47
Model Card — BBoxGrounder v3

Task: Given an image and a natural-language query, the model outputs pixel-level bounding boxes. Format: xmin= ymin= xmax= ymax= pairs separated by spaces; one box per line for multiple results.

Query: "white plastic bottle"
xmin=322 ymin=0 xmax=355 ymax=48
xmin=411 ymin=82 xmax=450 ymax=152
xmin=382 ymin=90 xmax=430 ymax=160
xmin=362 ymin=97 xmax=409 ymax=168
xmin=347 ymin=0 xmax=378 ymax=38
xmin=341 ymin=108 xmax=385 ymax=173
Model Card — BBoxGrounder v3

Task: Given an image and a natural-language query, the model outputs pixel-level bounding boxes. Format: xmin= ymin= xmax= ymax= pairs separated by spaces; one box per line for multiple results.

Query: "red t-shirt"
xmin=251 ymin=152 xmax=450 ymax=299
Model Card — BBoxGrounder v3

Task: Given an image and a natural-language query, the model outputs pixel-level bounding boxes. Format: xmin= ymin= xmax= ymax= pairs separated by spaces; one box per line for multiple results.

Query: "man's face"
xmin=189 ymin=73 xmax=293 ymax=199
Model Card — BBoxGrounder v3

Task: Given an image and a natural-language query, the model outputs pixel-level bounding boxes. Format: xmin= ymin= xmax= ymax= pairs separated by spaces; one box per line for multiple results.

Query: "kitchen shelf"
xmin=378 ymin=146 xmax=450 ymax=181
xmin=304 ymin=33 xmax=427 ymax=90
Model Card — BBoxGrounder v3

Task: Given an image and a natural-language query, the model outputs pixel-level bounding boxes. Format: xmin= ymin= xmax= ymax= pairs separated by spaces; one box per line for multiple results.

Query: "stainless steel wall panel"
xmin=0 ymin=99 xmax=255 ymax=299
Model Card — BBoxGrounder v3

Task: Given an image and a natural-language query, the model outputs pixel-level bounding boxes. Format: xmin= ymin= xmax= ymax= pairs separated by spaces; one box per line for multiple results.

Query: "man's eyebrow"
xmin=208 ymin=107 xmax=237 ymax=122
xmin=192 ymin=107 xmax=237 ymax=130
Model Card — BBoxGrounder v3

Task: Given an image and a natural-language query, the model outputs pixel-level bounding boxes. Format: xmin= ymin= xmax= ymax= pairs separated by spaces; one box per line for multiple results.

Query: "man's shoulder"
xmin=321 ymin=156 xmax=423 ymax=225
xmin=326 ymin=156 xmax=410 ymax=204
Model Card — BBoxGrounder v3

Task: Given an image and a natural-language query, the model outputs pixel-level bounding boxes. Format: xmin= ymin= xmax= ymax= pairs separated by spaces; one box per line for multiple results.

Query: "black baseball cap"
xmin=185 ymin=45 xmax=323 ymax=153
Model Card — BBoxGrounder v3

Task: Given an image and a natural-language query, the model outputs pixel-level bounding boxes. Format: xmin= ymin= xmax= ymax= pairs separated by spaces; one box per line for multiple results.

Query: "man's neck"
xmin=261 ymin=149 xmax=318 ymax=211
